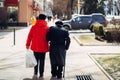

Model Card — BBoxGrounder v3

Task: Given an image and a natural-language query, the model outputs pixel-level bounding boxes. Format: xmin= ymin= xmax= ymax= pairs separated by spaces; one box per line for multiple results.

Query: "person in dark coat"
xmin=46 ymin=21 xmax=71 ymax=79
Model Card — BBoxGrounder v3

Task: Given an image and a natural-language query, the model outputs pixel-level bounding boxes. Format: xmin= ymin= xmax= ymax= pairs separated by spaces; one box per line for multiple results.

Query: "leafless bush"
xmin=105 ymin=27 xmax=120 ymax=43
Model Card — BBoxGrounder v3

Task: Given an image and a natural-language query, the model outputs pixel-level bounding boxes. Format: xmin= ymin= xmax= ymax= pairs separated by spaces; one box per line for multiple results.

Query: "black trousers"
xmin=34 ymin=52 xmax=46 ymax=77
xmin=51 ymin=64 xmax=63 ymax=78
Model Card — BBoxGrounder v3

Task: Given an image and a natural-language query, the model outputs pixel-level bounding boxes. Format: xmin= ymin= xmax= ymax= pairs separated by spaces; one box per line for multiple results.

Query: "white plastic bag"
xmin=26 ymin=50 xmax=37 ymax=68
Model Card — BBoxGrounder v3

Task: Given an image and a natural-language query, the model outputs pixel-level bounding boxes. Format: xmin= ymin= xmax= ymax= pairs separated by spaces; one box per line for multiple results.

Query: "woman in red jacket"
xmin=26 ymin=14 xmax=49 ymax=79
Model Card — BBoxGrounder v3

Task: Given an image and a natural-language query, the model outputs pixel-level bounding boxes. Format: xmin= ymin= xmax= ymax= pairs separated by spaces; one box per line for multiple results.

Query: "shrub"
xmin=110 ymin=17 xmax=120 ymax=25
xmin=93 ymin=23 xmax=104 ymax=39
xmin=104 ymin=24 xmax=120 ymax=43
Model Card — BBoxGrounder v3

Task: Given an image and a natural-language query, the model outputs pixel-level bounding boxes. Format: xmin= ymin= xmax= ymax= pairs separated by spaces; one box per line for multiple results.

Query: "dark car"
xmin=90 ymin=13 xmax=108 ymax=31
xmin=63 ymin=13 xmax=108 ymax=32
xmin=62 ymin=15 xmax=92 ymax=30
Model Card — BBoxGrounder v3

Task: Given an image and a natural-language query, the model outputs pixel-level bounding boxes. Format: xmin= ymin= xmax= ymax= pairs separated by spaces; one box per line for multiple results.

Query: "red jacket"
xmin=26 ymin=20 xmax=49 ymax=52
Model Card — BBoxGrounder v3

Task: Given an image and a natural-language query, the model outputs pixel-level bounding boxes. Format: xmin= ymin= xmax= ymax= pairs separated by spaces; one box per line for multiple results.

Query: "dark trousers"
xmin=51 ymin=64 xmax=63 ymax=78
xmin=34 ymin=52 xmax=46 ymax=77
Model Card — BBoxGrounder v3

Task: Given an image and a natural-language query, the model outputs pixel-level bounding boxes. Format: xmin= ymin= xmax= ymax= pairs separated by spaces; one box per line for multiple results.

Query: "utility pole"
xmin=77 ymin=0 xmax=80 ymax=14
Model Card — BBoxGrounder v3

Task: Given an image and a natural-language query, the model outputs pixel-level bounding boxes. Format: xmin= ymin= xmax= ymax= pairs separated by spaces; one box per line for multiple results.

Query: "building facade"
xmin=0 ymin=0 xmax=43 ymax=27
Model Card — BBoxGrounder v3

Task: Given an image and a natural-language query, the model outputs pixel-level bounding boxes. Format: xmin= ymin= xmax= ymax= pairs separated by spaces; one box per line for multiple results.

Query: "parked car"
xmin=89 ymin=13 xmax=108 ymax=32
xmin=63 ymin=15 xmax=92 ymax=30
xmin=72 ymin=14 xmax=80 ymax=18
xmin=63 ymin=13 xmax=108 ymax=32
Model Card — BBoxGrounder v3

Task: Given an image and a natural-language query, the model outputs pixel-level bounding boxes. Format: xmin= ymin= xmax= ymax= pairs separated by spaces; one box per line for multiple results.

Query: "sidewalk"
xmin=1 ymin=25 xmax=120 ymax=80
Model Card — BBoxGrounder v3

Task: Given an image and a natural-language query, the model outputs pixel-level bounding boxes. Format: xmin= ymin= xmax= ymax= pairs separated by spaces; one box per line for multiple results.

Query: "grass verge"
xmin=74 ymin=34 xmax=111 ymax=46
xmin=91 ymin=54 xmax=120 ymax=80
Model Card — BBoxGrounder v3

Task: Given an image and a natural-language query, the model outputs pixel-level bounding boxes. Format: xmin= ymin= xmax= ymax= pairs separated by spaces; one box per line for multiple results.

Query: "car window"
xmin=81 ymin=17 xmax=91 ymax=22
xmin=74 ymin=17 xmax=81 ymax=22
xmin=92 ymin=15 xmax=105 ymax=21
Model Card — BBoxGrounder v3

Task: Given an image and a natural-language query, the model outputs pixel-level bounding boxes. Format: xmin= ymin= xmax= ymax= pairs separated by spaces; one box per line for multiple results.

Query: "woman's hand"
xmin=26 ymin=46 xmax=29 ymax=49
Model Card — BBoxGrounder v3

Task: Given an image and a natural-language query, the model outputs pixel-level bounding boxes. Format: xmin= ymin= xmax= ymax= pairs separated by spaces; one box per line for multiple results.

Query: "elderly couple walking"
xmin=26 ymin=14 xmax=71 ymax=80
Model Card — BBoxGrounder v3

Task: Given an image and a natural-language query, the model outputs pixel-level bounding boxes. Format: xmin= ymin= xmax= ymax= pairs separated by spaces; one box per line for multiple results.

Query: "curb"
xmin=73 ymin=36 xmax=84 ymax=46
xmin=73 ymin=35 xmax=114 ymax=80
xmin=88 ymin=53 xmax=114 ymax=80
xmin=73 ymin=35 xmax=119 ymax=46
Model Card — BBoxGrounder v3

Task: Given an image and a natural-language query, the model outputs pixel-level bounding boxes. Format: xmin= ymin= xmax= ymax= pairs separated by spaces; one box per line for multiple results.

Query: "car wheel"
xmin=64 ymin=25 xmax=70 ymax=30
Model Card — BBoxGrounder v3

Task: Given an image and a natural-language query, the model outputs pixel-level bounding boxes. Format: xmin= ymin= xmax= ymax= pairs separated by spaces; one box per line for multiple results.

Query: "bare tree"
xmin=52 ymin=0 xmax=72 ymax=19
xmin=116 ymin=0 xmax=120 ymax=15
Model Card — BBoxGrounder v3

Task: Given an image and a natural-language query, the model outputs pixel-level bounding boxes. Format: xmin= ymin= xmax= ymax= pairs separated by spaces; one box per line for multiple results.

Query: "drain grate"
xmin=76 ymin=75 xmax=93 ymax=80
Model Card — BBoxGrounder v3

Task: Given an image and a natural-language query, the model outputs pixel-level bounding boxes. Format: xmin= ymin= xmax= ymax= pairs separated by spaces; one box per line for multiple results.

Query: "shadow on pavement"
xmin=23 ymin=76 xmax=44 ymax=80
xmin=23 ymin=76 xmax=38 ymax=80
xmin=23 ymin=78 xmax=32 ymax=80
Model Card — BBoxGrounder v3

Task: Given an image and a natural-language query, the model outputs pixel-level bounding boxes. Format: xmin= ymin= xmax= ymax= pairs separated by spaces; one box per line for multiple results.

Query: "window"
xmin=81 ymin=17 xmax=92 ymax=22
xmin=74 ymin=17 xmax=81 ymax=22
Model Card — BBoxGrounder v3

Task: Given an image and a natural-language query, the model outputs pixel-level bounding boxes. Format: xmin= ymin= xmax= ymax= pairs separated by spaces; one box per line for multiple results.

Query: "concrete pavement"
xmin=0 ymin=25 xmax=120 ymax=80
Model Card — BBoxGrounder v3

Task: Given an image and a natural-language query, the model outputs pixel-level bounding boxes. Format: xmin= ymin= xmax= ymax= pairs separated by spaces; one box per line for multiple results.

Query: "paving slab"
xmin=1 ymin=25 xmax=120 ymax=80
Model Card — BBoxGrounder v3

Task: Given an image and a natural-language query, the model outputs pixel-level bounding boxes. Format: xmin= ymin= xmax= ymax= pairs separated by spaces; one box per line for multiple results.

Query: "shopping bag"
xmin=26 ymin=50 xmax=37 ymax=68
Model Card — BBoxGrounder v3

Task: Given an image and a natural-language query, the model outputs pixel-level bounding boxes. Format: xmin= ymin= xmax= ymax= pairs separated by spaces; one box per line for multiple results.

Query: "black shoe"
xmin=50 ymin=76 xmax=56 ymax=80
xmin=57 ymin=76 xmax=62 ymax=79
xmin=32 ymin=74 xmax=38 ymax=80
xmin=52 ymin=75 xmax=56 ymax=77
xmin=40 ymin=74 xmax=43 ymax=77
xmin=57 ymin=77 xmax=62 ymax=80
xmin=38 ymin=77 xmax=44 ymax=80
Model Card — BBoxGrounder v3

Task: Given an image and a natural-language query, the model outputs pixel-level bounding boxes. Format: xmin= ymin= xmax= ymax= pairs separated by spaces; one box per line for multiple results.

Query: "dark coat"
xmin=46 ymin=26 xmax=70 ymax=66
